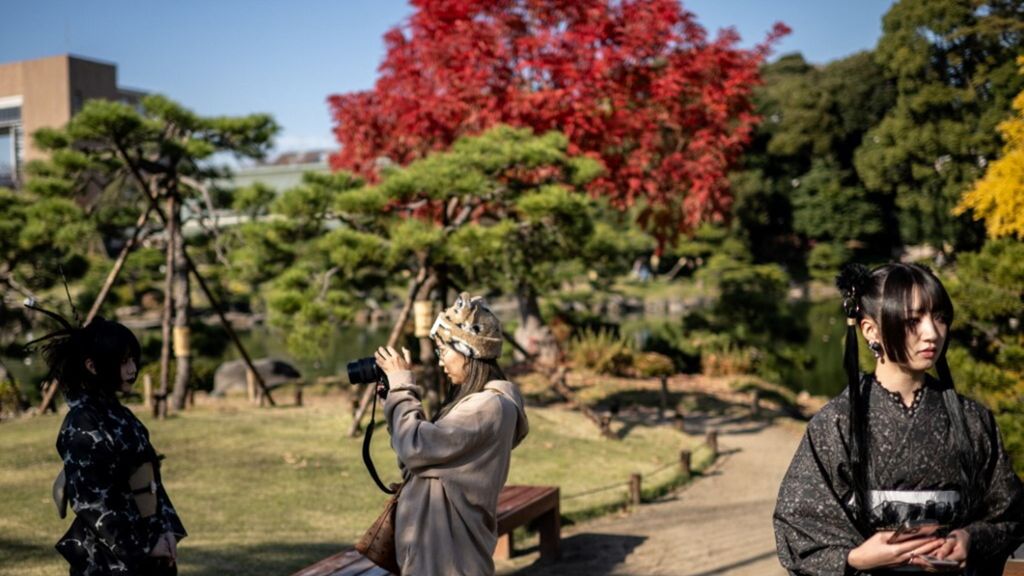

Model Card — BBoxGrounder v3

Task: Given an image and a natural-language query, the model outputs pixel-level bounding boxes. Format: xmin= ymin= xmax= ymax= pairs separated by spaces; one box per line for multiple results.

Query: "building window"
xmin=0 ymin=106 xmax=20 ymax=124
xmin=0 ymin=105 xmax=24 ymax=188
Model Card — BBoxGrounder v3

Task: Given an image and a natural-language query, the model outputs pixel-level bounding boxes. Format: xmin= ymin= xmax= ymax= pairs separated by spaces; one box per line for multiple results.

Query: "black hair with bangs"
xmin=861 ymin=264 xmax=955 ymax=365
xmin=835 ymin=262 xmax=977 ymax=533
xmin=25 ymin=309 xmax=141 ymax=400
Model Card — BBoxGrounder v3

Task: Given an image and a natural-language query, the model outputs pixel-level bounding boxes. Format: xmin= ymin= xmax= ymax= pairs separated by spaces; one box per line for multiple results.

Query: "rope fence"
xmin=561 ymin=430 xmax=720 ymax=510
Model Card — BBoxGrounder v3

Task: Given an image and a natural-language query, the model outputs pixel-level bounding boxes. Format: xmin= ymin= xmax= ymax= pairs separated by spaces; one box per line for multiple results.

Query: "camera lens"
xmin=346 ymin=356 xmax=383 ymax=385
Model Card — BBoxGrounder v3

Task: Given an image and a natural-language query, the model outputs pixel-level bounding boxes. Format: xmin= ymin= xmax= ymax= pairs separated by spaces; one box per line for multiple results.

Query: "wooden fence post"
xmin=246 ymin=368 xmax=256 ymax=404
xmin=629 ymin=473 xmax=642 ymax=506
xmin=658 ymin=375 xmax=669 ymax=421
xmin=143 ymin=374 xmax=153 ymax=410
xmin=679 ymin=449 xmax=692 ymax=479
xmin=705 ymin=430 xmax=718 ymax=459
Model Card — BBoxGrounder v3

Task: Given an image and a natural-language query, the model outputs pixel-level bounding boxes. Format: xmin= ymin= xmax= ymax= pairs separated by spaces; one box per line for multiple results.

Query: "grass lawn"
xmin=0 ymin=390 xmax=710 ymax=576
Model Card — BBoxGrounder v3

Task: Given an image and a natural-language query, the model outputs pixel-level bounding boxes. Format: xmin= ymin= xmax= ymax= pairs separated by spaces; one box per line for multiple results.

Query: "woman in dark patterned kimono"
xmin=773 ymin=263 xmax=1023 ymax=575
xmin=28 ymin=306 xmax=186 ymax=576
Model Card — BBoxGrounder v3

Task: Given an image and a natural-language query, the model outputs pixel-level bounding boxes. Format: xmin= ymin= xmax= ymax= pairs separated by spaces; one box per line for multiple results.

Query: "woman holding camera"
xmin=374 ymin=292 xmax=529 ymax=576
xmin=27 ymin=308 xmax=186 ymax=576
xmin=773 ymin=263 xmax=1023 ymax=575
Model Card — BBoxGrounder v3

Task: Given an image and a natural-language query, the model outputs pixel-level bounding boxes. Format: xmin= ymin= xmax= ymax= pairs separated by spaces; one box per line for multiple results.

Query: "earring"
xmin=869 ymin=341 xmax=883 ymax=361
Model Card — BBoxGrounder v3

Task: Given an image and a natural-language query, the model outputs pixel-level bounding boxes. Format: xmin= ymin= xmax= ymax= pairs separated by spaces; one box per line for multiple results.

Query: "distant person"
xmin=773 ymin=264 xmax=1023 ymax=575
xmin=374 ymin=292 xmax=529 ymax=575
xmin=26 ymin=306 xmax=186 ymax=576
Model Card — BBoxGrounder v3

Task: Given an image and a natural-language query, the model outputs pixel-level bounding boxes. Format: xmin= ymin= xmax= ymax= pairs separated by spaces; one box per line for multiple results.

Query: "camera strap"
xmin=362 ymin=389 xmax=397 ymax=495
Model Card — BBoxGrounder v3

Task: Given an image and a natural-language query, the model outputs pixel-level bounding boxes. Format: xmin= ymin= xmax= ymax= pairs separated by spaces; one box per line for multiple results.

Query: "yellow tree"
xmin=955 ymin=57 xmax=1024 ymax=239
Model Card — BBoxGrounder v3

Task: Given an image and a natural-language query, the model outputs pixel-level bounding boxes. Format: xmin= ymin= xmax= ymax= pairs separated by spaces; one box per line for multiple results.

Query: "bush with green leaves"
xmin=941 ymin=239 xmax=1024 ymax=473
xmin=807 ymin=242 xmax=851 ymax=283
xmin=568 ymin=329 xmax=635 ymax=376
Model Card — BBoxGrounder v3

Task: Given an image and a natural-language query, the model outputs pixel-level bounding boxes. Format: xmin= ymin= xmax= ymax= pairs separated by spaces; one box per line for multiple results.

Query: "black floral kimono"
xmin=56 ymin=392 xmax=186 ymax=575
xmin=774 ymin=375 xmax=1024 ymax=575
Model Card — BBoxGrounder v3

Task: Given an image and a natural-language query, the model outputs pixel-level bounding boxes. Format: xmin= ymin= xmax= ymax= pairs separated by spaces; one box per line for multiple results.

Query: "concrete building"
xmin=183 ymin=150 xmax=331 ymax=236
xmin=0 ymin=54 xmax=145 ymax=188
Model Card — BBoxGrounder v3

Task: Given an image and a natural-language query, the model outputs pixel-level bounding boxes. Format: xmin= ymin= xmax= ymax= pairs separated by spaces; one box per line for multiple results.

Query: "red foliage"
xmin=328 ymin=0 xmax=788 ymax=248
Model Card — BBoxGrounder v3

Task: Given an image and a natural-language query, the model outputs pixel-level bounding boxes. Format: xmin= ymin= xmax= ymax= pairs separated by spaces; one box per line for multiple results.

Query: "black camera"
xmin=346 ymin=357 xmax=388 ymax=388
xmin=347 ymin=355 xmax=396 ymax=496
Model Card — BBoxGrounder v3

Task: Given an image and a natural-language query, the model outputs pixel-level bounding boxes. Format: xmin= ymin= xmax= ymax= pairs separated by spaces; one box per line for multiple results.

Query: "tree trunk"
xmin=0 ymin=358 xmax=28 ymax=415
xmin=513 ymin=283 xmax=559 ymax=367
xmin=347 ymin=268 xmax=432 ymax=437
xmin=85 ymin=206 xmax=152 ymax=324
xmin=549 ymin=367 xmax=616 ymax=439
xmin=158 ymin=195 xmax=176 ymax=419
xmin=416 ymin=283 xmax=442 ymax=415
xmin=171 ymin=214 xmax=191 ymax=412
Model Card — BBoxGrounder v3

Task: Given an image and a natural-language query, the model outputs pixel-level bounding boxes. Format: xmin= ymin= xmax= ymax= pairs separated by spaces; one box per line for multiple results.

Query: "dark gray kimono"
xmin=56 ymin=393 xmax=186 ymax=575
xmin=774 ymin=375 xmax=1024 ymax=575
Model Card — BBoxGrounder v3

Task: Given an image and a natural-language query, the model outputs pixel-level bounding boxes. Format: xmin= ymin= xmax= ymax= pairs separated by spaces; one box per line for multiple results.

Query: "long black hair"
xmin=24 ymin=303 xmax=141 ymax=399
xmin=433 ymin=355 xmax=506 ymax=422
xmin=836 ymin=263 xmax=977 ymax=531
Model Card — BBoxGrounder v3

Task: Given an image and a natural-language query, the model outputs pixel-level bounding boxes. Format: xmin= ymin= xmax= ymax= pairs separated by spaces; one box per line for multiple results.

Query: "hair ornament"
xmin=836 ymin=263 xmax=871 ymax=319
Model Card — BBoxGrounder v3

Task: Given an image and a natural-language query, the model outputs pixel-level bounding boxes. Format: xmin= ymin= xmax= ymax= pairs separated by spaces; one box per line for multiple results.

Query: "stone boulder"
xmin=212 ymin=358 xmax=301 ymax=396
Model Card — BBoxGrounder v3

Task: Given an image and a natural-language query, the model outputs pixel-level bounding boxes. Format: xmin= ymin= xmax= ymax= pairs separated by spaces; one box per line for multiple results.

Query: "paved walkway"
xmin=497 ymin=418 xmax=803 ymax=576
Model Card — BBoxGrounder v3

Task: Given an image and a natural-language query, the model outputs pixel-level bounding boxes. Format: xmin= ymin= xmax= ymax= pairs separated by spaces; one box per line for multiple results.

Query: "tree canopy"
xmin=853 ymin=0 xmax=1024 ymax=248
xmin=956 ymin=57 xmax=1024 ymax=240
xmin=239 ymin=126 xmax=605 ymax=358
xmin=328 ymin=0 xmax=788 ymax=249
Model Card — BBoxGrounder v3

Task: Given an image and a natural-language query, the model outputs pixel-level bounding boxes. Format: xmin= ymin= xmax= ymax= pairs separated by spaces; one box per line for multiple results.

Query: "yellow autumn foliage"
xmin=955 ymin=56 xmax=1024 ymax=239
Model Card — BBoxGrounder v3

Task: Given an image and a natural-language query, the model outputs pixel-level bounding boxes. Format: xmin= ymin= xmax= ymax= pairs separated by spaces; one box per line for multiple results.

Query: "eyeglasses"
xmin=434 ymin=344 xmax=450 ymax=359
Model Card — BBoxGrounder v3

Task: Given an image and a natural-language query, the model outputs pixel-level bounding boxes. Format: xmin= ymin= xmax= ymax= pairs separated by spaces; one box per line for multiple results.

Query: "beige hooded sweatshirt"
xmin=383 ymin=370 xmax=529 ymax=576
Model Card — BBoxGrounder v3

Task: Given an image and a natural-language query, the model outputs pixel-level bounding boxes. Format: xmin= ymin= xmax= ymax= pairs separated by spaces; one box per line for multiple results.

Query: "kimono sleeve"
xmin=384 ymin=370 xmax=499 ymax=471
xmin=154 ymin=463 xmax=188 ymax=541
xmin=962 ymin=409 xmax=1024 ymax=562
xmin=57 ymin=408 xmax=161 ymax=566
xmin=773 ymin=416 xmax=864 ymax=575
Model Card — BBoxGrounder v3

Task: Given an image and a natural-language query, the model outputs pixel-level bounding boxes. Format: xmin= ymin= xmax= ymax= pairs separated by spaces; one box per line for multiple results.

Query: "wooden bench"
xmin=291 ymin=485 xmax=560 ymax=576
xmin=494 ymin=485 xmax=560 ymax=561
xmin=1006 ymin=560 xmax=1024 ymax=576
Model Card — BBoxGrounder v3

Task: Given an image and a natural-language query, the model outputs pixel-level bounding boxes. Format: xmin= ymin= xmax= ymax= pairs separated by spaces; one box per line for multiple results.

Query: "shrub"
xmin=807 ymin=242 xmax=851 ymax=282
xmin=569 ymin=329 xmax=635 ymax=376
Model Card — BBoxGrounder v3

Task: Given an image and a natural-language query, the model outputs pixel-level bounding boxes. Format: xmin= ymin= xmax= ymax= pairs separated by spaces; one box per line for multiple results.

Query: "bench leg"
xmin=494 ymin=532 xmax=513 ymax=560
xmin=537 ymin=507 xmax=561 ymax=561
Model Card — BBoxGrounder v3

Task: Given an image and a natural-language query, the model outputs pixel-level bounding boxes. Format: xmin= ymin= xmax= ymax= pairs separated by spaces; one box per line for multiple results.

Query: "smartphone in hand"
xmin=918 ymin=555 xmax=960 ymax=569
xmin=887 ymin=520 xmax=948 ymax=544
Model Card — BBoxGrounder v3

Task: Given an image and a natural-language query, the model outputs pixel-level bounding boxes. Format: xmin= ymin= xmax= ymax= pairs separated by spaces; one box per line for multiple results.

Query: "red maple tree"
xmin=328 ymin=0 xmax=788 ymax=248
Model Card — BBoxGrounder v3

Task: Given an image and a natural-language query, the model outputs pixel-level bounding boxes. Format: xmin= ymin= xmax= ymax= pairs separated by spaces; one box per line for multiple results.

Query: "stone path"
xmin=497 ymin=417 xmax=804 ymax=576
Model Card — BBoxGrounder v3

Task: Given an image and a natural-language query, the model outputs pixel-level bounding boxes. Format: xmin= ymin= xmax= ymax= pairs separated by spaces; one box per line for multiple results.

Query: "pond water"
xmin=780 ymin=298 xmax=848 ymax=397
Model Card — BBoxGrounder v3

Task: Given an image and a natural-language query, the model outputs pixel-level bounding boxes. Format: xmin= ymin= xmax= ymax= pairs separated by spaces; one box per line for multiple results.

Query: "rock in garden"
xmin=212 ymin=358 xmax=301 ymax=396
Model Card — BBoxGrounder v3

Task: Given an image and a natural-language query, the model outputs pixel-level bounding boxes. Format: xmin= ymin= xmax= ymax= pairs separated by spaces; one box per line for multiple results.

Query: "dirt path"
xmin=497 ymin=417 xmax=804 ymax=576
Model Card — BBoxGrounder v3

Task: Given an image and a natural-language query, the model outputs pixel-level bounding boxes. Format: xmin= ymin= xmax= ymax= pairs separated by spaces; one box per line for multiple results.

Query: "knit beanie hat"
xmin=429 ymin=292 xmax=503 ymax=360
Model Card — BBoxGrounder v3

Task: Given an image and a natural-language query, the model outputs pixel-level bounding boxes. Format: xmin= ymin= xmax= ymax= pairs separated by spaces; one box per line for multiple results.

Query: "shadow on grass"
xmin=595 ymin=389 xmax=782 ymax=440
xmin=180 ymin=541 xmax=351 ymax=576
xmin=0 ymin=536 xmax=55 ymax=565
xmin=510 ymin=533 xmax=647 ymax=576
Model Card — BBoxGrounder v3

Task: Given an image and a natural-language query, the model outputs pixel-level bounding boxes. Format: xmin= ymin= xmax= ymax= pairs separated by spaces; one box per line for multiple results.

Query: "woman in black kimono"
xmin=773 ymin=263 xmax=1023 ymax=575
xmin=28 ymin=306 xmax=186 ymax=576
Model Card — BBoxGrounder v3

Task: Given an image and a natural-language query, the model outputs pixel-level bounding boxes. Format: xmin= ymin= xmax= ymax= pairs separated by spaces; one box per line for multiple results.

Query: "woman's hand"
xmin=908 ymin=529 xmax=969 ymax=572
xmin=375 ymin=346 xmax=412 ymax=398
xmin=375 ymin=346 xmax=411 ymax=374
xmin=847 ymin=531 xmax=944 ymax=571
xmin=149 ymin=531 xmax=177 ymax=563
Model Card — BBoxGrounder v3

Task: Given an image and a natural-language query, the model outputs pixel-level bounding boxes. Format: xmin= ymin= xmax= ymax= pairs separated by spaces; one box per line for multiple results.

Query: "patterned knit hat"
xmin=429 ymin=292 xmax=502 ymax=359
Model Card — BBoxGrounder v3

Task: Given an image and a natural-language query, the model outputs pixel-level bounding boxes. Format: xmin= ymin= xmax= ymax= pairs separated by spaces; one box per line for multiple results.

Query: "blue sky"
xmin=2 ymin=0 xmax=894 ymax=155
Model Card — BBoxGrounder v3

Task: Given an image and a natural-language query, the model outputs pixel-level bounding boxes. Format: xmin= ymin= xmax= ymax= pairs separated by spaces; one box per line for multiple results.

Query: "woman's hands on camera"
xmin=847 ymin=531 xmax=944 ymax=571
xmin=374 ymin=346 xmax=411 ymax=397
